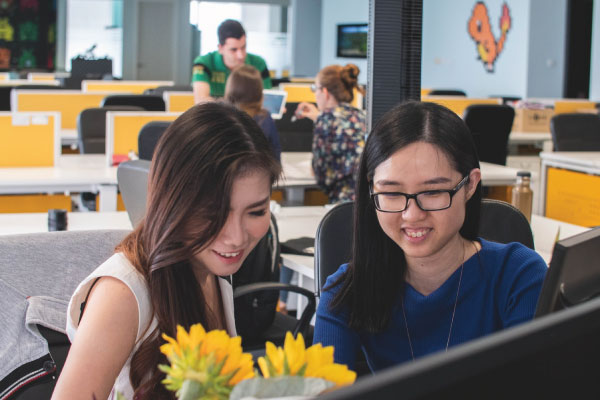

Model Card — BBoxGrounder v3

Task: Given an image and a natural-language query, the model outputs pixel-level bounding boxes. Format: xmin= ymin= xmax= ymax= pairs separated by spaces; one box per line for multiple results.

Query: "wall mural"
xmin=468 ymin=2 xmax=512 ymax=73
xmin=0 ymin=0 xmax=56 ymax=71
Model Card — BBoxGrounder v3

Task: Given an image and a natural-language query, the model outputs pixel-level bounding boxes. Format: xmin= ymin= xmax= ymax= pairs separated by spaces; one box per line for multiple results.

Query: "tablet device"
xmin=263 ymin=89 xmax=287 ymax=119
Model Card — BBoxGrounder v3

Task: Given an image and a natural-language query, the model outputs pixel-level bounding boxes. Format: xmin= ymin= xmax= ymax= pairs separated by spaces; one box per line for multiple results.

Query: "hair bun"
xmin=341 ymin=64 xmax=360 ymax=88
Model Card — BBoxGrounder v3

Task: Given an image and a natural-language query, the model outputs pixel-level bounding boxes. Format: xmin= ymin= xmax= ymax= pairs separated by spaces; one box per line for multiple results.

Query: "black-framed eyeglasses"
xmin=310 ymin=83 xmax=323 ymax=93
xmin=371 ymin=175 xmax=470 ymax=212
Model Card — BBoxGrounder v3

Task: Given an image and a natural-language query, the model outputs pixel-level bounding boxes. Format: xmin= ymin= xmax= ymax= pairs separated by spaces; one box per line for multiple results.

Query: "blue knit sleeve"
xmin=498 ymin=243 xmax=548 ymax=328
xmin=313 ymin=264 xmax=361 ymax=370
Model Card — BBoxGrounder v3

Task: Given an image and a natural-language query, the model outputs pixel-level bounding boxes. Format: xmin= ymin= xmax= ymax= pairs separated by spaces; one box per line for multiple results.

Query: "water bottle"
xmin=511 ymin=171 xmax=533 ymax=223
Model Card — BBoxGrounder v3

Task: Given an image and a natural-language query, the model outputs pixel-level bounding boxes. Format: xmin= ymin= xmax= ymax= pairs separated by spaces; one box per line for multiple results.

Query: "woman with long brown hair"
xmin=52 ymin=102 xmax=281 ymax=399
xmin=225 ymin=64 xmax=282 ymax=162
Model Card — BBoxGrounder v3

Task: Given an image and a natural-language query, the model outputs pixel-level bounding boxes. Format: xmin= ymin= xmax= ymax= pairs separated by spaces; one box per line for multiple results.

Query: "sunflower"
xmin=257 ymin=332 xmax=356 ymax=387
xmin=159 ymin=324 xmax=254 ymax=400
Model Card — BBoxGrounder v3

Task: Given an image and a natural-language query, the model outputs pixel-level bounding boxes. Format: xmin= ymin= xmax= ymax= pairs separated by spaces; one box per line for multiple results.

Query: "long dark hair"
xmin=117 ymin=102 xmax=281 ymax=398
xmin=329 ymin=101 xmax=482 ymax=332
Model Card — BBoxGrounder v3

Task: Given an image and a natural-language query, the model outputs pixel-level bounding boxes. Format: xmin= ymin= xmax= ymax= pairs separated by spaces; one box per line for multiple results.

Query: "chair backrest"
xmin=138 ymin=121 xmax=171 ymax=160
xmin=314 ymin=199 xmax=533 ymax=297
xmin=77 ymin=106 xmax=144 ymax=154
xmin=143 ymin=85 xmax=192 ymax=95
xmin=0 ymin=230 xmax=129 ymax=399
xmin=117 ymin=159 xmax=151 ymax=226
xmin=274 ymin=102 xmax=314 ymax=152
xmin=478 ymin=199 xmax=534 ymax=249
xmin=463 ymin=104 xmax=515 ymax=165
xmin=550 ymin=113 xmax=600 ymax=151
xmin=101 ymin=94 xmax=166 ymax=111
xmin=428 ymin=89 xmax=467 ymax=96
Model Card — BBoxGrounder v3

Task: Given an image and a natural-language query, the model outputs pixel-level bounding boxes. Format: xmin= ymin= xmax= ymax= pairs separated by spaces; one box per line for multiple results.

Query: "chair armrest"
xmin=233 ymin=282 xmax=316 ymax=338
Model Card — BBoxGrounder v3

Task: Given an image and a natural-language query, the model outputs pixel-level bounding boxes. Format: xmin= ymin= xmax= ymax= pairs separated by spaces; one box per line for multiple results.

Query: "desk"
xmin=0 ymin=211 xmax=132 ymax=236
xmin=509 ymin=131 xmax=552 ymax=152
xmin=539 ymin=152 xmax=600 ymax=226
xmin=0 ymin=154 xmax=118 ymax=212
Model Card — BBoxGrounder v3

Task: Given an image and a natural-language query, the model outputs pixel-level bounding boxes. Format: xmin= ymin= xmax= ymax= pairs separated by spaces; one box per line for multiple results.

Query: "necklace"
xmin=401 ymin=248 xmax=466 ymax=361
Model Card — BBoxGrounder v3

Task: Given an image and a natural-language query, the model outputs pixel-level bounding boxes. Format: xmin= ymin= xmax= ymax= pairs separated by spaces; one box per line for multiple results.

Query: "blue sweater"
xmin=313 ymin=239 xmax=547 ymax=372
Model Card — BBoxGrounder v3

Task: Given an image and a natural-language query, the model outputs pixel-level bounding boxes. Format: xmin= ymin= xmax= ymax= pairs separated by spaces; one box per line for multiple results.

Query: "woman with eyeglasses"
xmin=313 ymin=101 xmax=547 ymax=372
xmin=295 ymin=64 xmax=366 ymax=203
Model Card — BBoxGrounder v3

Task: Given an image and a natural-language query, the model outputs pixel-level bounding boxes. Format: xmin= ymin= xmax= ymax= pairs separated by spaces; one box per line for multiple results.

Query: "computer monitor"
xmin=336 ymin=24 xmax=368 ymax=58
xmin=320 ymin=296 xmax=600 ymax=399
xmin=262 ymin=89 xmax=287 ymax=120
xmin=535 ymin=227 xmax=600 ymax=317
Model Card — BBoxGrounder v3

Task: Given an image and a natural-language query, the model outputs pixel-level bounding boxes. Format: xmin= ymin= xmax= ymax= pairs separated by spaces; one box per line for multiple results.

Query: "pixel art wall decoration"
xmin=0 ymin=0 xmax=55 ymax=71
xmin=467 ymin=2 xmax=512 ymax=73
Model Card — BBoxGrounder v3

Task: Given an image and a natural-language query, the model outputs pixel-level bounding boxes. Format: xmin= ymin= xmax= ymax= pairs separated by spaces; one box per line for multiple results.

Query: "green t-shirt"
xmin=191 ymin=51 xmax=272 ymax=98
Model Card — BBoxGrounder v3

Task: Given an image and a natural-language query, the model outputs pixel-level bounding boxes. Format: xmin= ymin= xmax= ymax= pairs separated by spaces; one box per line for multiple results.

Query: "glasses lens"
xmin=416 ymin=192 xmax=452 ymax=211
xmin=375 ymin=193 xmax=407 ymax=212
xmin=310 ymin=84 xmax=316 ymax=92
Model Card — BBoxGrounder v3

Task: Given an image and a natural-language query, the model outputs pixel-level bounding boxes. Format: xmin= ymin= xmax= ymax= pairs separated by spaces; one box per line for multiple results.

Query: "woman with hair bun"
xmin=296 ymin=63 xmax=367 ymax=203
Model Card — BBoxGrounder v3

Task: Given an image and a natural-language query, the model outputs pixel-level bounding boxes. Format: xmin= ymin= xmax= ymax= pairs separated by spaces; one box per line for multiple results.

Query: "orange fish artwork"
xmin=468 ymin=2 xmax=512 ymax=72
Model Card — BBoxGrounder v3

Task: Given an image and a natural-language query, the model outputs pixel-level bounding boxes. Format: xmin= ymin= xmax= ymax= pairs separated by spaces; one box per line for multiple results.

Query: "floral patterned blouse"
xmin=312 ymin=103 xmax=366 ymax=203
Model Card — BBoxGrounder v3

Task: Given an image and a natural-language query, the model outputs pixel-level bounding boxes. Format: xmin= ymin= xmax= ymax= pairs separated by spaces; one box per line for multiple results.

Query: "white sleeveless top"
xmin=66 ymin=253 xmax=236 ymax=400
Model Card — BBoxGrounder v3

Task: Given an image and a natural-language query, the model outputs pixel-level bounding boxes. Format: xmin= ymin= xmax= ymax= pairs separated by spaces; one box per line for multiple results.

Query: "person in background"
xmin=225 ymin=64 xmax=281 ymax=162
xmin=52 ymin=102 xmax=281 ymax=399
xmin=193 ymin=19 xmax=272 ymax=103
xmin=313 ymin=101 xmax=547 ymax=372
xmin=295 ymin=64 xmax=366 ymax=204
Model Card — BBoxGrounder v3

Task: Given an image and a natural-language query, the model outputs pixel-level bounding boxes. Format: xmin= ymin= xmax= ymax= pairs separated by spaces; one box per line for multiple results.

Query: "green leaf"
xmin=283 ymin=354 xmax=290 ymax=375
xmin=178 ymin=379 xmax=204 ymax=400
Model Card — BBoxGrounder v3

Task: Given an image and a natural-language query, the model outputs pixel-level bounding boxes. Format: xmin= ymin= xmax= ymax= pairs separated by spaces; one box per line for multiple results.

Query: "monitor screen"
xmin=319 ymin=297 xmax=600 ymax=399
xmin=535 ymin=227 xmax=600 ymax=317
xmin=336 ymin=24 xmax=368 ymax=58
xmin=262 ymin=89 xmax=287 ymax=120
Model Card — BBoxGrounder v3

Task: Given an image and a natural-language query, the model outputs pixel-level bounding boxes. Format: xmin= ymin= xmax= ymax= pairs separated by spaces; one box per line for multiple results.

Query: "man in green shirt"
xmin=192 ymin=19 xmax=272 ymax=103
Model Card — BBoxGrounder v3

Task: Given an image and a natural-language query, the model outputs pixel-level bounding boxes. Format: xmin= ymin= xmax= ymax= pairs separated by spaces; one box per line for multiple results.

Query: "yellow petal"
xmin=312 ymin=364 xmax=356 ymax=386
xmin=283 ymin=332 xmax=306 ymax=375
xmin=304 ymin=344 xmax=334 ymax=376
xmin=257 ymin=357 xmax=270 ymax=378
xmin=264 ymin=341 xmax=284 ymax=375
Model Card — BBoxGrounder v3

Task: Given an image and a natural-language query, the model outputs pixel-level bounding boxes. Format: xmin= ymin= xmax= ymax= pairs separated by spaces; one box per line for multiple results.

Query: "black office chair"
xmin=1 ymin=230 xmax=129 ymax=399
xmin=275 ymin=102 xmax=314 ymax=152
xmin=117 ymin=160 xmax=316 ymax=351
xmin=315 ymin=200 xmax=534 ymax=297
xmin=550 ymin=113 xmax=600 ymax=151
xmin=143 ymin=85 xmax=192 ymax=95
xmin=428 ymin=89 xmax=467 ymax=97
xmin=77 ymin=106 xmax=144 ymax=154
xmin=101 ymin=94 xmax=166 ymax=111
xmin=138 ymin=121 xmax=171 ymax=160
xmin=463 ymin=104 xmax=515 ymax=165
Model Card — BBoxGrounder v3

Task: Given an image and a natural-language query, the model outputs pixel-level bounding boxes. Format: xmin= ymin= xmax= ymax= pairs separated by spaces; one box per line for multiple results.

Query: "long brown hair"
xmin=117 ymin=102 xmax=281 ymax=399
xmin=224 ymin=64 xmax=264 ymax=117
xmin=318 ymin=63 xmax=364 ymax=104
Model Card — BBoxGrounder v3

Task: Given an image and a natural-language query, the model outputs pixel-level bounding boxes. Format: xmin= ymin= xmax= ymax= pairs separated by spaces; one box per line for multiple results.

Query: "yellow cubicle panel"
xmin=0 ymin=194 xmax=72 ymax=213
xmin=81 ymin=80 xmax=175 ymax=94
xmin=423 ymin=97 xmax=502 ymax=117
xmin=421 ymin=88 xmax=432 ymax=97
xmin=545 ymin=167 xmax=600 ymax=227
xmin=106 ymin=111 xmax=181 ymax=164
xmin=12 ymin=90 xmax=106 ymax=130
xmin=553 ymin=100 xmax=597 ymax=115
xmin=27 ymin=72 xmax=58 ymax=82
xmin=0 ymin=72 xmax=10 ymax=81
xmin=0 ymin=112 xmax=59 ymax=167
xmin=164 ymin=91 xmax=194 ymax=112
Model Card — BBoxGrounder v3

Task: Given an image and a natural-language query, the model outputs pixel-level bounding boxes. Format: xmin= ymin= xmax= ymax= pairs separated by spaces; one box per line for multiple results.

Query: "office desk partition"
xmin=0 ymin=112 xmax=60 ymax=167
xmin=163 ymin=91 xmax=194 ymax=112
xmin=423 ymin=97 xmax=502 ymax=117
xmin=81 ymin=80 xmax=174 ymax=94
xmin=105 ymin=111 xmax=181 ymax=166
xmin=539 ymin=151 xmax=600 ymax=227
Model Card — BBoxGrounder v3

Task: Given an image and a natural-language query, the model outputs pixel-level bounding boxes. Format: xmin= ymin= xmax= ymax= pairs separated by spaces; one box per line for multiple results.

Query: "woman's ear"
xmin=465 ymin=168 xmax=481 ymax=200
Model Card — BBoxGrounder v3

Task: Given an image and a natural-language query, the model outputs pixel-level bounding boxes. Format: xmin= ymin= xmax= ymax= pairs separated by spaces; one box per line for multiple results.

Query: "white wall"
xmin=590 ymin=0 xmax=600 ymax=100
xmin=422 ymin=0 xmax=530 ymax=98
xmin=526 ymin=0 xmax=567 ymax=98
xmin=319 ymin=0 xmax=368 ymax=84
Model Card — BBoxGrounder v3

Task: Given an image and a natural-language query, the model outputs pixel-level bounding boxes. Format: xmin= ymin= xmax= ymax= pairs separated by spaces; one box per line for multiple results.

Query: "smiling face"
xmin=191 ymin=169 xmax=272 ymax=277
xmin=372 ymin=141 xmax=480 ymax=267
xmin=218 ymin=35 xmax=247 ymax=71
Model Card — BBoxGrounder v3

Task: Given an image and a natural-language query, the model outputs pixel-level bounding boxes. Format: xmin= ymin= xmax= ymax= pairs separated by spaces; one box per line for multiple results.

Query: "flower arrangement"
xmin=159 ymin=324 xmax=356 ymax=400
